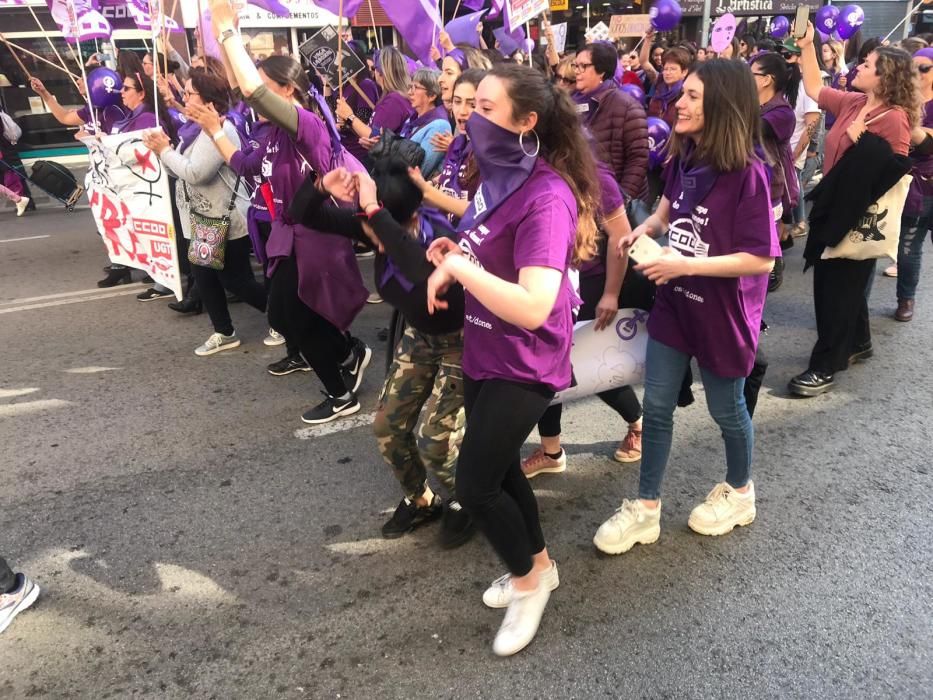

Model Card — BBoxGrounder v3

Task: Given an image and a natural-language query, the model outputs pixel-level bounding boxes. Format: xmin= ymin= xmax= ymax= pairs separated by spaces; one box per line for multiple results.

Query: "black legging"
xmin=537 ymin=269 xmax=649 ymax=439
xmin=191 ymin=237 xmax=267 ymax=336
xmin=809 ymin=257 xmax=875 ymax=374
xmin=256 ymin=219 xmax=298 ymax=358
xmin=267 ymin=254 xmax=350 ymax=397
xmin=0 ymin=557 xmax=15 ymax=593
xmin=457 ymin=377 xmax=553 ymax=576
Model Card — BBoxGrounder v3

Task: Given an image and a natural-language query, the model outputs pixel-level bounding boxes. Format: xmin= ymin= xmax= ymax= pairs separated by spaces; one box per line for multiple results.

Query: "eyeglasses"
xmin=559 ymin=76 xmax=576 ymax=85
xmin=919 ymin=64 xmax=933 ymax=74
xmin=779 ymin=51 xmax=792 ymax=59
xmin=183 ymin=89 xmax=199 ymax=99
xmin=407 ymin=84 xmax=428 ymax=92
xmin=570 ymin=62 xmax=593 ymax=73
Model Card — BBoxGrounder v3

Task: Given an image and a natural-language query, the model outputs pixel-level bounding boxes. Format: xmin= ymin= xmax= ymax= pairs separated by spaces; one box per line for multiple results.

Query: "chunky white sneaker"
xmin=0 ymin=574 xmax=40 ymax=634
xmin=593 ymin=499 xmax=661 ymax=555
xmin=15 ymin=197 xmax=30 ymax=217
xmin=483 ymin=560 xmax=559 ymax=609
xmin=687 ymin=481 xmax=756 ymax=536
xmin=492 ymin=580 xmax=551 ymax=657
xmin=263 ymin=328 xmax=286 ymax=346
xmin=195 ymin=332 xmax=240 ymax=356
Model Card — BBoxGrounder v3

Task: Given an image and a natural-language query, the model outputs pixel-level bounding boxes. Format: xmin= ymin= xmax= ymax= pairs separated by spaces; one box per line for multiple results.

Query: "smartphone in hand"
xmin=793 ymin=5 xmax=810 ymax=39
xmin=628 ymin=234 xmax=664 ymax=264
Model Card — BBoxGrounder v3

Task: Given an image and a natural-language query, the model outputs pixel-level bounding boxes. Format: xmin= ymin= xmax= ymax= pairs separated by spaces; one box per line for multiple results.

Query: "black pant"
xmin=191 ymin=237 xmax=267 ymax=336
xmin=809 ymin=257 xmax=876 ymax=374
xmin=457 ymin=377 xmax=553 ymax=576
xmin=537 ymin=271 xmax=645 ymax=438
xmin=0 ymin=557 xmax=15 ymax=593
xmin=267 ymin=254 xmax=350 ymax=397
xmin=256 ymin=220 xmax=298 ymax=358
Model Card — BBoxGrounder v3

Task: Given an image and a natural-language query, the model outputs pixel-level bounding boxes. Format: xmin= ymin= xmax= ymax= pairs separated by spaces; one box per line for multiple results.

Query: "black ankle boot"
xmin=168 ymin=297 xmax=203 ymax=314
xmin=97 ymin=267 xmax=131 ymax=288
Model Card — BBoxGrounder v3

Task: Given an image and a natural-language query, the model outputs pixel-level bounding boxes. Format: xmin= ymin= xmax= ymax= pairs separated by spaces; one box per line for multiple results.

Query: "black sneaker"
xmin=341 ymin=338 xmax=373 ymax=394
xmin=438 ymin=500 xmax=476 ymax=550
xmin=136 ymin=287 xmax=174 ymax=302
xmin=848 ymin=343 xmax=874 ymax=365
xmin=788 ymin=369 xmax=835 ymax=397
xmin=300 ymin=392 xmax=360 ymax=424
xmin=381 ymin=495 xmax=443 ymax=539
xmin=768 ymin=257 xmax=784 ymax=293
xmin=267 ymin=354 xmax=312 ymax=376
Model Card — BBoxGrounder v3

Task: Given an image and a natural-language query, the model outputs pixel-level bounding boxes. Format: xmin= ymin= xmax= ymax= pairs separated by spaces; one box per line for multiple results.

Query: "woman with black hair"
xmin=288 ymin=158 xmax=474 ymax=548
xmin=204 ymin=3 xmax=372 ymax=424
xmin=143 ymin=68 xmax=265 ymax=356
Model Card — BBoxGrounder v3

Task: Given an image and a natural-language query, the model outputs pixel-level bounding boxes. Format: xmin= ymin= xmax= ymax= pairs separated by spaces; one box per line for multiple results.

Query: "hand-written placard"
xmin=609 ymin=14 xmax=653 ymax=38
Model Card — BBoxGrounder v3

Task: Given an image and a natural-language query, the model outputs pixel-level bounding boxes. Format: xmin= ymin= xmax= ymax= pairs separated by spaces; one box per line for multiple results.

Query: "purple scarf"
xmin=457 ymin=112 xmax=536 ymax=230
xmin=111 ymin=104 xmax=152 ymax=134
xmin=672 ymin=141 xmax=719 ymax=214
xmin=572 ymin=80 xmax=617 ymax=125
xmin=176 ymin=119 xmax=202 ymax=154
xmin=653 ymin=79 xmax=684 ymax=113
xmin=400 ymin=104 xmax=448 ymax=138
xmin=379 ymin=207 xmax=448 ymax=292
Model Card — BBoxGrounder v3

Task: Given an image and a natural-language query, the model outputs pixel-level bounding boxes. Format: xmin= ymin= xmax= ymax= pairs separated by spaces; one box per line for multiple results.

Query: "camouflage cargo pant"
xmin=373 ymin=325 xmax=465 ymax=500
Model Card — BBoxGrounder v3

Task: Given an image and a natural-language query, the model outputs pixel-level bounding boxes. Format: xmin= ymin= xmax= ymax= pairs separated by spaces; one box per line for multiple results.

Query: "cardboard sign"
xmin=541 ymin=21 xmax=568 ymax=54
xmin=507 ymin=0 xmax=549 ymax=30
xmin=609 ymin=13 xmax=653 ymax=38
xmin=584 ymin=20 xmax=611 ymax=42
xmin=298 ymin=25 xmax=365 ymax=89
xmin=549 ymin=0 xmax=569 ymax=10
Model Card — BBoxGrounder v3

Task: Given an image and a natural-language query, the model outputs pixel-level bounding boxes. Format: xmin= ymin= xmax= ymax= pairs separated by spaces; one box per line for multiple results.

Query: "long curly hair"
xmin=873 ymin=47 xmax=922 ymax=128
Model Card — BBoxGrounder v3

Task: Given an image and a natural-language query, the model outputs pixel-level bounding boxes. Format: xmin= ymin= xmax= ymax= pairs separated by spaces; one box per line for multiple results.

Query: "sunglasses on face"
xmin=121 ymin=84 xmax=139 ymax=92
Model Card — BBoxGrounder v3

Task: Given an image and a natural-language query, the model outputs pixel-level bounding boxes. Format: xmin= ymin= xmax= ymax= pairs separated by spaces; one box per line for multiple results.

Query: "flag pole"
xmin=0 ymin=35 xmax=34 ymax=82
xmin=367 ymin=0 xmax=381 ymax=49
xmin=337 ymin=0 xmax=345 ymax=96
xmin=525 ymin=21 xmax=532 ymax=64
xmin=147 ymin=0 xmax=161 ymax=130
xmin=26 ymin=5 xmax=81 ymax=90
xmin=1 ymin=38 xmax=80 ymax=79
xmin=882 ymin=0 xmax=924 ymax=43
xmin=67 ymin=0 xmax=99 ymax=135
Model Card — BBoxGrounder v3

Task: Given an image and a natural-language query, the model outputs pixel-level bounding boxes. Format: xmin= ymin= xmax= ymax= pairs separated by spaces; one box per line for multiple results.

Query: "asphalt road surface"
xmin=1 ymin=205 xmax=931 ymax=699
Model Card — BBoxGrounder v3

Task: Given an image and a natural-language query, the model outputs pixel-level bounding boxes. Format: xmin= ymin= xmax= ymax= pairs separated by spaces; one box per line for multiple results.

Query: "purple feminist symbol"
xmin=615 ymin=310 xmax=649 ymax=341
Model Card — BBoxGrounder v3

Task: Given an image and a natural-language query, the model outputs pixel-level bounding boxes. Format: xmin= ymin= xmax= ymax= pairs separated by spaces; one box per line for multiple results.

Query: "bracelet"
xmin=361 ymin=201 xmax=379 ymax=211
xmin=212 ymin=130 xmax=225 ymax=142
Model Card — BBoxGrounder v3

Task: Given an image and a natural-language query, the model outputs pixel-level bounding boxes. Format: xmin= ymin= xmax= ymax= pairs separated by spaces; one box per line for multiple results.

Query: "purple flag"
xmin=493 ymin=24 xmax=523 ymax=57
xmin=486 ymin=0 xmax=504 ymax=21
xmin=311 ymin=0 xmax=365 ymax=16
xmin=445 ymin=9 xmax=486 ymax=48
xmin=381 ymin=0 xmax=443 ymax=66
xmin=248 ymin=0 xmax=291 ymax=17
xmin=461 ymin=0 xmax=485 ymax=9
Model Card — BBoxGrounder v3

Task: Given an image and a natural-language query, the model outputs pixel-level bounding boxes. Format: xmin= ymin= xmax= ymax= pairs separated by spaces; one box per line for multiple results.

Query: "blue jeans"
xmin=638 ymin=338 xmax=754 ymax=500
xmin=793 ymin=167 xmax=807 ymax=225
xmin=897 ymin=198 xmax=933 ymax=301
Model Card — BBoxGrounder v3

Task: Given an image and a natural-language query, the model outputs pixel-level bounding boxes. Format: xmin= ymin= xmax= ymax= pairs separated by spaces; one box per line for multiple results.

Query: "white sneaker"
xmin=688 ymin=481 xmax=756 ymax=536
xmin=263 ymin=328 xmax=286 ymax=346
xmin=593 ymin=499 xmax=661 ymax=555
xmin=492 ymin=580 xmax=551 ymax=657
xmin=195 ymin=332 xmax=240 ymax=356
xmin=15 ymin=197 xmax=29 ymax=217
xmin=366 ymin=292 xmax=383 ymax=304
xmin=483 ymin=560 xmax=559 ymax=609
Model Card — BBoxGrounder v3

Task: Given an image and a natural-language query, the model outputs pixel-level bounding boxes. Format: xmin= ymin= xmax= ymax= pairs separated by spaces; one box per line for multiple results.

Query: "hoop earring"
xmin=519 ymin=129 xmax=540 ymax=158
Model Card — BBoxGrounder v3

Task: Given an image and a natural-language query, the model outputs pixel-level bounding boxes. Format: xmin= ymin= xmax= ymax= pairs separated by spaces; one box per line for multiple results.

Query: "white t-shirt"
xmin=790 ymin=89 xmax=820 ymax=170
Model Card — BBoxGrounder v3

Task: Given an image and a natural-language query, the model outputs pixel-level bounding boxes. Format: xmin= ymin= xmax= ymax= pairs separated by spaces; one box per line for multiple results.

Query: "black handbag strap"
xmin=182 ymin=174 xmax=242 ymax=215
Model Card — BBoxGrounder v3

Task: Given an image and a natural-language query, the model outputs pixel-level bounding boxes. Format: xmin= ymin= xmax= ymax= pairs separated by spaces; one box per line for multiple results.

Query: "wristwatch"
xmin=217 ymin=28 xmax=237 ymax=45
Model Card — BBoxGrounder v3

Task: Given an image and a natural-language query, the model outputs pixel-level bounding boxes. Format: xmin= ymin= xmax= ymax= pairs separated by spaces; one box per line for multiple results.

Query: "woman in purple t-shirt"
xmin=594 ymin=59 xmax=780 ymax=556
xmin=425 ymin=64 xmax=601 ymax=657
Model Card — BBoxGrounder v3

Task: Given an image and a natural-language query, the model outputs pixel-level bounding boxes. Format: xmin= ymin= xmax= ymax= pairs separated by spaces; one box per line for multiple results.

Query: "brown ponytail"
xmin=488 ymin=63 xmax=599 ymax=265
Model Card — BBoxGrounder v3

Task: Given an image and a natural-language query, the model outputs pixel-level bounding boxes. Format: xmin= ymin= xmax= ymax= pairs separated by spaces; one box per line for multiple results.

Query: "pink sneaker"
xmin=613 ymin=424 xmax=643 ymax=463
xmin=521 ymin=448 xmax=567 ymax=479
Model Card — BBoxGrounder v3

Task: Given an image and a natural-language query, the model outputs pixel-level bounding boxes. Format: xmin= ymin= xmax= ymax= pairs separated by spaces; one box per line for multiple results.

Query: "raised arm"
xmin=796 ymin=22 xmax=823 ymax=103
xmin=29 ymin=79 xmax=85 ymax=127
xmin=640 ymin=32 xmax=658 ymax=83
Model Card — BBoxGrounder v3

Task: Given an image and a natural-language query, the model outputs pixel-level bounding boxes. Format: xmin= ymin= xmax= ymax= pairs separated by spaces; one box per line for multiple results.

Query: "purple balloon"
xmin=815 ymin=5 xmax=840 ymax=35
xmin=87 ymin=67 xmax=122 ymax=109
xmin=838 ymin=4 xmax=865 ymax=40
xmin=523 ymin=38 xmax=536 ymax=55
xmin=620 ymin=83 xmax=646 ymax=105
xmin=649 ymin=0 xmax=682 ymax=32
xmin=817 ymin=29 xmax=831 ymax=42
xmin=646 ymin=116 xmax=671 ymax=169
xmin=770 ymin=16 xmax=790 ymax=40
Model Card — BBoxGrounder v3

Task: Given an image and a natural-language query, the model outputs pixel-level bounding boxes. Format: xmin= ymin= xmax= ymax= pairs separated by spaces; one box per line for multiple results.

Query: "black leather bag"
xmin=624 ymin=197 xmax=652 ymax=228
xmin=369 ymin=129 xmax=426 ymax=169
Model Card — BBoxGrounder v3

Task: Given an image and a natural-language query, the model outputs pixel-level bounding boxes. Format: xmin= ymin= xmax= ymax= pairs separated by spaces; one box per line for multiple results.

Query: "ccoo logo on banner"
xmin=80 ymin=131 xmax=183 ymax=300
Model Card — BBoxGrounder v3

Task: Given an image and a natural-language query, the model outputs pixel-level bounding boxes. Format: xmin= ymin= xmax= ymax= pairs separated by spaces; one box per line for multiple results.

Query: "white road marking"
xmin=0 ymin=387 xmax=39 ymax=399
xmin=0 ymin=288 xmax=145 ymax=315
xmin=1 ymin=283 xmax=145 ymax=306
xmin=0 ymin=399 xmax=71 ymax=418
xmin=64 ymin=366 xmax=121 ymax=374
xmin=0 ymin=235 xmax=50 ymax=244
xmin=325 ymin=538 xmax=410 ymax=556
xmin=294 ymin=411 xmax=376 ymax=440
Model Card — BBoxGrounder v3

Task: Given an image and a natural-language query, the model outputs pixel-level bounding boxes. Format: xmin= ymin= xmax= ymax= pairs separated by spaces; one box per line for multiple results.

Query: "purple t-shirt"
xmin=457 ymin=160 xmax=577 ymax=392
xmin=340 ymin=78 xmax=380 ymax=161
xmin=649 ymin=157 xmax=780 ymax=378
xmin=371 ymin=91 xmax=413 ymax=134
xmin=580 ymin=160 xmax=625 ymax=278
xmin=109 ymin=105 xmax=156 ymax=134
xmin=437 ymin=135 xmax=476 ymax=224
xmin=906 ymin=99 xmax=933 ymax=216
xmin=77 ymin=104 xmax=127 ymax=135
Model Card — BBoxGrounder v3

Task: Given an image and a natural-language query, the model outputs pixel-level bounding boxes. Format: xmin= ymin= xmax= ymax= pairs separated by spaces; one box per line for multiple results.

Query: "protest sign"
xmin=298 ymin=25 xmax=365 ymax=88
xmin=610 ymin=13 xmax=653 ymax=38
